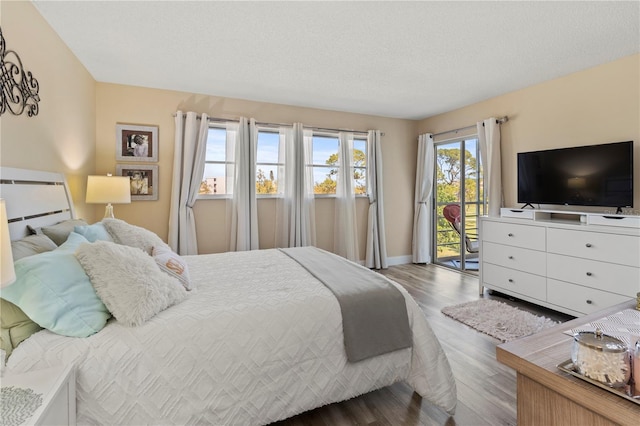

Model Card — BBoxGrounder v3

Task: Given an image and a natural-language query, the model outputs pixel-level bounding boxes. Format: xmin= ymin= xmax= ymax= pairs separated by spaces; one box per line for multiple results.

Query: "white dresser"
xmin=479 ymin=209 xmax=640 ymax=316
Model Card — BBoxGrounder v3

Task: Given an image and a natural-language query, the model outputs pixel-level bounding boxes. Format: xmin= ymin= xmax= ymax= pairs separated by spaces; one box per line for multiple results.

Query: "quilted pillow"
xmin=152 ymin=244 xmax=193 ymax=291
xmin=0 ymin=232 xmax=111 ymax=337
xmin=102 ymin=218 xmax=164 ymax=255
xmin=40 ymin=219 xmax=88 ymax=245
xmin=75 ymin=241 xmax=187 ymax=327
xmin=74 ymin=222 xmax=113 ymax=242
xmin=11 ymin=234 xmax=58 ymax=260
xmin=0 ymin=298 xmax=43 ymax=358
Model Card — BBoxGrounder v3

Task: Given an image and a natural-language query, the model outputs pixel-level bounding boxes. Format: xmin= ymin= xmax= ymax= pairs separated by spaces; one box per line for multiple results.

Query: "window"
xmin=311 ymin=135 xmax=340 ymax=195
xmin=200 ymin=124 xmax=368 ymax=197
xmin=255 ymin=130 xmax=281 ymax=195
xmin=200 ymin=126 xmax=230 ymax=196
xmin=311 ymin=134 xmax=367 ymax=195
xmin=353 ymin=138 xmax=367 ymax=195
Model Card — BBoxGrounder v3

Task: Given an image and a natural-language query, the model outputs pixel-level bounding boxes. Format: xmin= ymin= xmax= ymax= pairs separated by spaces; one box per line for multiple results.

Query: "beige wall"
xmin=6 ymin=1 xmax=637 ymax=262
xmin=419 ymin=54 xmax=640 ymax=211
xmin=0 ymin=1 xmax=96 ymax=219
xmin=0 ymin=0 xmax=418 ymax=261
xmin=96 ymin=84 xmax=418 ymax=259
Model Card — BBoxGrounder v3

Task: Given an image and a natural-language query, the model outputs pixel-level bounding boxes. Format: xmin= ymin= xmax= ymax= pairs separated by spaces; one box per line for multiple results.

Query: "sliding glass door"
xmin=433 ymin=137 xmax=484 ymax=272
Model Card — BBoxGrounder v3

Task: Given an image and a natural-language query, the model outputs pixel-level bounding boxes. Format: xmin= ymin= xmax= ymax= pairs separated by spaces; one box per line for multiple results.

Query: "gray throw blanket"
xmin=280 ymin=247 xmax=412 ymax=362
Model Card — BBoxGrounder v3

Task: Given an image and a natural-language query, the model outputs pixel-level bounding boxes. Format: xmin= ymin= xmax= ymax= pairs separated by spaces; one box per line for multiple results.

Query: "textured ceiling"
xmin=33 ymin=1 xmax=639 ymax=120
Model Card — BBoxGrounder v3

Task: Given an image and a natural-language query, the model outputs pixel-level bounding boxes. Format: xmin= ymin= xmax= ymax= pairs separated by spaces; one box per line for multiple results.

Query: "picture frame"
xmin=115 ymin=164 xmax=158 ymax=201
xmin=116 ymin=124 xmax=158 ymax=162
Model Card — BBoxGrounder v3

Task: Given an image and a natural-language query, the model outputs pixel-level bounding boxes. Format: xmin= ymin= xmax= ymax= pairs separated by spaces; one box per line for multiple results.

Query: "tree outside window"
xmin=313 ymin=136 xmax=367 ymax=195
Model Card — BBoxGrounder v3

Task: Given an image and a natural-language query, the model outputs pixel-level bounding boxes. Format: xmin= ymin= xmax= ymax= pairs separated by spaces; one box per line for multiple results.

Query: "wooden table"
xmin=497 ymin=300 xmax=640 ymax=426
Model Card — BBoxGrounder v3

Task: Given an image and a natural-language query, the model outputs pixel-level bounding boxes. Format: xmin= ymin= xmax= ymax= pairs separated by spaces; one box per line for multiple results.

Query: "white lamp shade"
xmin=1 ymin=199 xmax=16 ymax=288
xmin=86 ymin=175 xmax=132 ymax=204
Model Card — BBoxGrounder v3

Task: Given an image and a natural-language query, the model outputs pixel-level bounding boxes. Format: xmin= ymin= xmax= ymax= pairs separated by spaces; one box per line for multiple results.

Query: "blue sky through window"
xmin=256 ymin=131 xmax=279 ymax=164
xmin=205 ymin=127 xmax=225 ymax=162
xmin=312 ymin=136 xmax=339 ymax=187
xmin=202 ymin=126 xmax=368 ymax=195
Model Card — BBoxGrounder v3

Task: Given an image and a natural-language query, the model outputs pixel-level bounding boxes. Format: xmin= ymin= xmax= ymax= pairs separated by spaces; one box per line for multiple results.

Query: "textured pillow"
xmin=11 ymin=234 xmax=58 ymax=260
xmin=0 ymin=232 xmax=111 ymax=338
xmin=152 ymin=244 xmax=193 ymax=291
xmin=0 ymin=298 xmax=43 ymax=358
xmin=75 ymin=241 xmax=187 ymax=327
xmin=40 ymin=219 xmax=88 ymax=246
xmin=102 ymin=218 xmax=164 ymax=255
xmin=74 ymin=222 xmax=113 ymax=243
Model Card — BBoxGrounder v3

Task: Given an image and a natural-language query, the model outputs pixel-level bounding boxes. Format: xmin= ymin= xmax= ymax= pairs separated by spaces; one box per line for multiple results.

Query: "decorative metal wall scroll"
xmin=1 ymin=27 xmax=40 ymax=117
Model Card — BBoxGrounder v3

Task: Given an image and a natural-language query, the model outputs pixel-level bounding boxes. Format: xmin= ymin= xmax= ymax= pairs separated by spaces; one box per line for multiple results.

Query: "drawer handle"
xmin=508 ymin=233 xmax=514 ymax=237
xmin=585 ymin=243 xmax=592 ymax=248
xmin=586 ymin=272 xmax=592 ymax=277
xmin=508 ymin=256 xmax=514 ymax=260
xmin=586 ymin=300 xmax=592 ymax=304
xmin=508 ymin=279 xmax=514 ymax=283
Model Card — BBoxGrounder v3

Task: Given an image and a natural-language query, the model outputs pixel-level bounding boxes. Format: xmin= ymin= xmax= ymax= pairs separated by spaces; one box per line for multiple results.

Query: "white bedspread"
xmin=7 ymin=249 xmax=456 ymax=425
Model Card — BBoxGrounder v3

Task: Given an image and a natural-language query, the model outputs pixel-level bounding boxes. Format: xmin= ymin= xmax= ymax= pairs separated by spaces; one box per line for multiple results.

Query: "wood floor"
xmin=274 ymin=263 xmax=574 ymax=426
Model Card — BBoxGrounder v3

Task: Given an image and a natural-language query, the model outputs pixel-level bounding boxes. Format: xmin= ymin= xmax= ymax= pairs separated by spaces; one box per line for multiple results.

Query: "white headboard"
xmin=0 ymin=167 xmax=75 ymax=240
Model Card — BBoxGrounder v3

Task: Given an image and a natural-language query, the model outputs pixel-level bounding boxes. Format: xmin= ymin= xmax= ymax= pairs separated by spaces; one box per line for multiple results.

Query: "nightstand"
xmin=1 ymin=364 xmax=76 ymax=425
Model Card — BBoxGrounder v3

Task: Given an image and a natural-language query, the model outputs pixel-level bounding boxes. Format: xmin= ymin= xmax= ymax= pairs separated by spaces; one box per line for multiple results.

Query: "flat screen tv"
xmin=517 ymin=141 xmax=634 ymax=209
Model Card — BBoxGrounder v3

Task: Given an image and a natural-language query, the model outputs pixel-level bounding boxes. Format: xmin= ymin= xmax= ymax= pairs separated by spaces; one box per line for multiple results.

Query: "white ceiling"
xmin=33 ymin=1 xmax=639 ymax=120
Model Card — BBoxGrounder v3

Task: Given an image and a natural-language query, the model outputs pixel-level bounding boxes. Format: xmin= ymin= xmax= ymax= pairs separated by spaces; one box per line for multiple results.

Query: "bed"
xmin=1 ymin=167 xmax=457 ymax=425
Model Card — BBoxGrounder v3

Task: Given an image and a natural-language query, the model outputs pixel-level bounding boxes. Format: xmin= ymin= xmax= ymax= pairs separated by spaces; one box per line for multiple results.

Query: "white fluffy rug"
xmin=441 ymin=299 xmax=559 ymax=342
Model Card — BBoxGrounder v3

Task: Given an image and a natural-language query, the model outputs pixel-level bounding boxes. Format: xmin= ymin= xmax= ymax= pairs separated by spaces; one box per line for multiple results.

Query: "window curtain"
xmin=477 ymin=117 xmax=503 ymax=217
xmin=275 ymin=123 xmax=316 ymax=247
xmin=334 ymin=132 xmax=359 ymax=262
xmin=365 ymin=130 xmax=388 ymax=269
xmin=412 ymin=133 xmax=435 ymax=263
xmin=168 ymin=111 xmax=209 ymax=255
xmin=229 ymin=117 xmax=259 ymax=251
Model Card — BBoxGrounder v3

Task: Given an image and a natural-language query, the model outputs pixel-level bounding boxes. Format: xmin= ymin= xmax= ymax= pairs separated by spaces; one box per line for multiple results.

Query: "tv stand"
xmin=520 ymin=203 xmax=535 ymax=209
xmin=499 ymin=207 xmax=640 ymax=228
xmin=479 ymin=211 xmax=640 ymax=316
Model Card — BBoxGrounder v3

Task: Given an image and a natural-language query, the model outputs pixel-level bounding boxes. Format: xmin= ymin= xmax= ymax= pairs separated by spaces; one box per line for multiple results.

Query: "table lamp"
xmin=1 ymin=199 xmax=16 ymax=288
xmin=86 ymin=174 xmax=131 ymax=219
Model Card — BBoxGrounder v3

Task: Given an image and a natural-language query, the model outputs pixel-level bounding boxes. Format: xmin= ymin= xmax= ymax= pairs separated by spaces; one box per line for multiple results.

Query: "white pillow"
xmin=152 ymin=244 xmax=193 ymax=291
xmin=102 ymin=218 xmax=164 ymax=255
xmin=75 ymin=241 xmax=187 ymax=327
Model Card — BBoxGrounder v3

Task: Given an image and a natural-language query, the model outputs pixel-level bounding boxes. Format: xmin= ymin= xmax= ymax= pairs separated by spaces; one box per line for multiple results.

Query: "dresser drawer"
xmin=500 ymin=208 xmax=535 ymax=219
xmin=588 ymin=214 xmax=640 ymax=229
xmin=483 ymin=241 xmax=546 ymax=275
xmin=547 ymin=253 xmax=639 ymax=297
xmin=547 ymin=279 xmax=633 ymax=315
xmin=482 ymin=221 xmax=546 ymax=251
xmin=482 ymin=263 xmax=546 ymax=301
xmin=547 ymin=228 xmax=640 ymax=267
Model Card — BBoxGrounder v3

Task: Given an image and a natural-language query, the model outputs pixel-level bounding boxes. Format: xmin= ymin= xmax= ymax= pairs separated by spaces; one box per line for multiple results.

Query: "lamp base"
xmin=103 ymin=203 xmax=115 ymax=219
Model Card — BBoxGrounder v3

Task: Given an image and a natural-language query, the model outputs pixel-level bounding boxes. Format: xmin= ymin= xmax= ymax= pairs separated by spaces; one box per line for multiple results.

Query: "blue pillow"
xmin=74 ymin=222 xmax=113 ymax=243
xmin=0 ymin=232 xmax=110 ymax=337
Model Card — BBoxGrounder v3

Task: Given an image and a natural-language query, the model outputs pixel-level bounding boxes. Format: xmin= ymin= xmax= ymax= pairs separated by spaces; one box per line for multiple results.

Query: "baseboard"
xmin=355 ymin=255 xmax=413 ymax=267
xmin=387 ymin=255 xmax=413 ymax=266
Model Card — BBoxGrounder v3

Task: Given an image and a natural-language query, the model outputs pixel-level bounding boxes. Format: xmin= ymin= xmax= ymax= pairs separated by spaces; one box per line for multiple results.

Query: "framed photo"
xmin=116 ymin=124 xmax=158 ymax=162
xmin=116 ymin=164 xmax=158 ymax=201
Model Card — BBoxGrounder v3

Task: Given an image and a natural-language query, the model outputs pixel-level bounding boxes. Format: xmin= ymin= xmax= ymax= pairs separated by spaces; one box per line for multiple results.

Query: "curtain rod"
xmin=253 ymin=121 xmax=369 ymax=136
xmin=173 ymin=113 xmax=379 ymax=136
xmin=308 ymin=126 xmax=372 ymax=136
xmin=431 ymin=116 xmax=508 ymax=138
